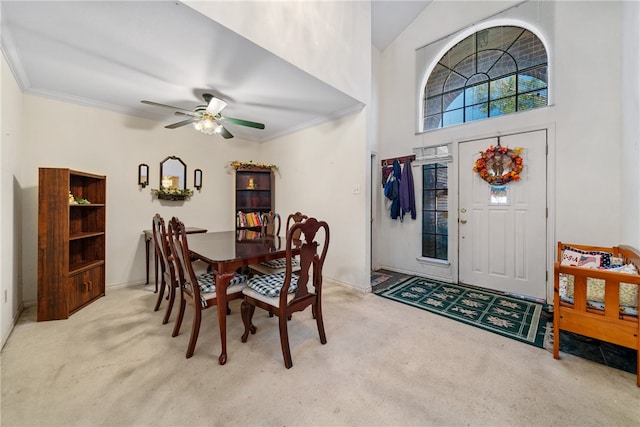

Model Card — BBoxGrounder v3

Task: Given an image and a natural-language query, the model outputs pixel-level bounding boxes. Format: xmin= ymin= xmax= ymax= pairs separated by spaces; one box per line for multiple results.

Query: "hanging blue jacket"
xmin=390 ymin=159 xmax=401 ymax=219
xmin=399 ymin=157 xmax=416 ymax=221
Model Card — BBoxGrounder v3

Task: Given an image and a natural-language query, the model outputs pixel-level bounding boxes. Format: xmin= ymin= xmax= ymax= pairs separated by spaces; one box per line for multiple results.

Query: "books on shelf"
xmin=236 ymin=211 xmax=264 ymax=229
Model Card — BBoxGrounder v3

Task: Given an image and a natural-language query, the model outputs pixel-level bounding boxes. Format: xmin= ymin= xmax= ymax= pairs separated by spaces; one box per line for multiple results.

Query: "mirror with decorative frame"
xmin=160 ymin=156 xmax=186 ymax=190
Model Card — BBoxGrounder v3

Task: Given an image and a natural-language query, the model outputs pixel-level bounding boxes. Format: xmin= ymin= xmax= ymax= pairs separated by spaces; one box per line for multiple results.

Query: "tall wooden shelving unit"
xmin=38 ymin=168 xmax=106 ymax=321
xmin=235 ymin=167 xmax=274 ymax=231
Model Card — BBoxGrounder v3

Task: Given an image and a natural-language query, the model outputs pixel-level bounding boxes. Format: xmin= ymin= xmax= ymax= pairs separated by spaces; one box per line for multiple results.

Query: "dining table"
xmin=186 ymin=230 xmax=295 ymax=365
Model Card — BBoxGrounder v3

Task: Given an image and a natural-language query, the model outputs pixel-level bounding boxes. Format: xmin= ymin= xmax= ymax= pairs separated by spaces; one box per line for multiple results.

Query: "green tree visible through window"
xmin=423 ymin=26 xmax=548 ymax=130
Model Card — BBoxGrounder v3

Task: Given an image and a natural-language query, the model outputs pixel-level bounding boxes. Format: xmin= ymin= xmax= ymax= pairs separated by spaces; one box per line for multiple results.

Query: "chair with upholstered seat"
xmin=151 ymin=214 xmax=208 ymax=325
xmin=168 ymin=217 xmax=248 ymax=358
xmin=240 ymin=216 xmax=329 ymax=368
xmin=250 ymin=211 xmax=308 ymax=276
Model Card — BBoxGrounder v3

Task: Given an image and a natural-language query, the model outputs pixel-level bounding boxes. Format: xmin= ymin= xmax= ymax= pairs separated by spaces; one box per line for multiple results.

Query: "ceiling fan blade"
xmin=219 ymin=126 xmax=233 ymax=139
xmin=141 ymin=100 xmax=195 ymax=115
xmin=223 ymin=116 xmax=265 ymax=129
xmin=174 ymin=110 xmax=201 ymax=118
xmin=165 ymin=119 xmax=194 ymax=129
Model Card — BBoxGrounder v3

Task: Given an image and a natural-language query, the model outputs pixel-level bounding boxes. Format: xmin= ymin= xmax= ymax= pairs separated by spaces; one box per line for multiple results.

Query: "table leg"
xmin=215 ymin=271 xmax=235 ymax=365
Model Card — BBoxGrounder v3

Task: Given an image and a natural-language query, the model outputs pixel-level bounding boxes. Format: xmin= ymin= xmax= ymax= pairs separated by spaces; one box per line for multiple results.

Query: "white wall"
xmin=1 ymin=52 xmax=24 ymax=347
xmin=375 ymin=1 xmax=632 ymax=284
xmin=620 ymin=0 xmax=640 ymax=247
xmin=259 ymin=110 xmax=369 ymax=290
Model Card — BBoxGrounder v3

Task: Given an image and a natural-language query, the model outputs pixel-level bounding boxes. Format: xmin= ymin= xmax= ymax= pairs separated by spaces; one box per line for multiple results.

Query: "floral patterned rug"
xmin=378 ymin=277 xmax=547 ymax=348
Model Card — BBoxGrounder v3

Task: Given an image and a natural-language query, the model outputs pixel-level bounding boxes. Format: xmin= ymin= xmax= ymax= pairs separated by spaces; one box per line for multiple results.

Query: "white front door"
xmin=458 ymin=130 xmax=547 ymax=300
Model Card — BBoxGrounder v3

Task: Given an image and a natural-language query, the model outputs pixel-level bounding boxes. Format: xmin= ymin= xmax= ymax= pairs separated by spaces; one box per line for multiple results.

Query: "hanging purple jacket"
xmin=389 ymin=159 xmax=402 ymax=219
xmin=399 ymin=157 xmax=416 ymax=221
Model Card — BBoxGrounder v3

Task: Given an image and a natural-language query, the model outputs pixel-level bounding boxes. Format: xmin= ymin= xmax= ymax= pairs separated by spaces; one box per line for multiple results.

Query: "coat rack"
xmin=380 ymin=155 xmax=415 ymax=186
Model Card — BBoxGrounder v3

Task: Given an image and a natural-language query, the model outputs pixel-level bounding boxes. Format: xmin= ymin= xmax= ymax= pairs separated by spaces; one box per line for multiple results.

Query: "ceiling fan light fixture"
xmin=193 ymin=113 xmax=219 ymax=134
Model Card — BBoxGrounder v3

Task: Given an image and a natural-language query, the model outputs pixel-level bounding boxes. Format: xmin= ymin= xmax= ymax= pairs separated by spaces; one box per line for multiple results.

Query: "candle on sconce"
xmin=161 ymin=176 xmax=173 ymax=189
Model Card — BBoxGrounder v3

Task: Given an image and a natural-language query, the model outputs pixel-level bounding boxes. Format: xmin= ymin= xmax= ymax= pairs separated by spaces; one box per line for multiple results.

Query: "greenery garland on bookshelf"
xmin=229 ymin=160 xmax=278 ymax=170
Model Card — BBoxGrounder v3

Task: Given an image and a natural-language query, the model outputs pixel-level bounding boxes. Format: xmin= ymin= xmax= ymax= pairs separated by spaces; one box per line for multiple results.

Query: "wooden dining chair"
xmin=168 ymin=217 xmax=248 ymax=359
xmin=250 ymin=211 xmax=308 ymax=276
xmin=260 ymin=211 xmax=281 ymax=237
xmin=151 ymin=214 xmax=208 ymax=325
xmin=151 ymin=214 xmax=173 ymax=317
xmin=240 ymin=217 xmax=330 ymax=368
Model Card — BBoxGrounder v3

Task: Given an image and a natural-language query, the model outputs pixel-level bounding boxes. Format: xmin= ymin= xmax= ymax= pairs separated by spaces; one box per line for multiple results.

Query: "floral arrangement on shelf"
xmin=473 ymin=145 xmax=524 ymax=185
xmin=151 ymin=187 xmax=194 ymax=200
xmin=68 ymin=191 xmax=91 ymax=204
xmin=229 ymin=160 xmax=278 ymax=171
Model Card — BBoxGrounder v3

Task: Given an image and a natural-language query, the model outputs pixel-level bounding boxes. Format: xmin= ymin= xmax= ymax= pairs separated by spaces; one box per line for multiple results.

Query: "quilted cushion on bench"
xmin=559 ymin=270 xmax=638 ymax=308
xmin=246 ymin=271 xmax=298 ymax=297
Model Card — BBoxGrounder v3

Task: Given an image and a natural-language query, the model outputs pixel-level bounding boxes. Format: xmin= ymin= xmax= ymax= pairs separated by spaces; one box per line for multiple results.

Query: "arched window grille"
xmin=423 ymin=26 xmax=548 ymax=131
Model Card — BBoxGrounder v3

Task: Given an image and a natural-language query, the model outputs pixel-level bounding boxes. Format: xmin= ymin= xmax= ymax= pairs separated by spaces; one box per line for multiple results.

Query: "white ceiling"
xmin=1 ymin=1 xmax=429 ymax=142
xmin=372 ymin=0 xmax=431 ymax=51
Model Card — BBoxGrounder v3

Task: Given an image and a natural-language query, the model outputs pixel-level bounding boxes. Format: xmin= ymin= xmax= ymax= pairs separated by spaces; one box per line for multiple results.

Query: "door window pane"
xmin=422 ymin=163 xmax=448 ymax=260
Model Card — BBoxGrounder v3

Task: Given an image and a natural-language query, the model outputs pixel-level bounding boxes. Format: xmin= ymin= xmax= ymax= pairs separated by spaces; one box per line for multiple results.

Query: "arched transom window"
xmin=423 ymin=26 xmax=548 ymax=131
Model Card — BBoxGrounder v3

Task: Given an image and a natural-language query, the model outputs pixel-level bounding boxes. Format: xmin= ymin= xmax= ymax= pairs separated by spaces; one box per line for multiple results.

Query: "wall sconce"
xmin=194 ymin=168 xmax=203 ymax=190
xmin=138 ymin=163 xmax=149 ymax=188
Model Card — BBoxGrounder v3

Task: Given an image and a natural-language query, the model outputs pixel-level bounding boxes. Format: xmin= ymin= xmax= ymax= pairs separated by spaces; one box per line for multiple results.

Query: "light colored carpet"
xmin=2 ymin=282 xmax=639 ymax=426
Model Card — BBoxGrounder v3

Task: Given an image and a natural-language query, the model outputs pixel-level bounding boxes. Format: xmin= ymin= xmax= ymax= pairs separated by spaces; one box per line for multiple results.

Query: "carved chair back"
xmin=285 ymin=211 xmax=308 ymax=241
xmin=167 ymin=217 xmax=201 ymax=305
xmin=261 ymin=211 xmax=281 ymax=236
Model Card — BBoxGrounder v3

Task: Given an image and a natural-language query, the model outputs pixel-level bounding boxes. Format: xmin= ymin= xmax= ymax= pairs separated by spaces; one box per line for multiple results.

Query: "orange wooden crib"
xmin=553 ymin=242 xmax=640 ymax=387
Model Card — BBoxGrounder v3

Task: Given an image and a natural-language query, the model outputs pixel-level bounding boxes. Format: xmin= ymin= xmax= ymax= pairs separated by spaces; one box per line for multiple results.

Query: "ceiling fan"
xmin=141 ymin=93 xmax=265 ymax=139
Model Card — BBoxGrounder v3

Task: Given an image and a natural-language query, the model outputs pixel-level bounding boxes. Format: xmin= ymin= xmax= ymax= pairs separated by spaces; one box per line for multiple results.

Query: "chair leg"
xmin=162 ymin=282 xmax=176 ymax=324
xmin=240 ymin=301 xmax=257 ymax=343
xmin=315 ymin=300 xmax=327 ymax=345
xmin=279 ymin=314 xmax=293 ymax=369
xmin=172 ymin=298 xmax=186 ymax=337
xmin=153 ymin=277 xmax=166 ymax=312
xmin=186 ymin=308 xmax=201 ymax=359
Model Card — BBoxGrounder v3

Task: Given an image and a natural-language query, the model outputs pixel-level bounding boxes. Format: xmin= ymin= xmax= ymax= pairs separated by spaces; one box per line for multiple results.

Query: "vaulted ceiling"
xmin=1 ymin=1 xmax=429 ymax=142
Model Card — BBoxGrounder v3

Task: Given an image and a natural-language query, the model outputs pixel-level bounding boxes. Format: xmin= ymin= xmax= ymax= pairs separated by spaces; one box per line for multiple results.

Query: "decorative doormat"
xmin=371 ymin=269 xmax=413 ymax=292
xmin=378 ymin=277 xmax=547 ymax=348
xmin=544 ymin=327 xmax=637 ymax=374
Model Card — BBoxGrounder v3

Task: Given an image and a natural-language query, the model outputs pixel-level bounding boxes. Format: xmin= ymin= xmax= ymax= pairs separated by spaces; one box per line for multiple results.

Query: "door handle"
xmin=460 ymin=219 xmax=467 ymax=224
